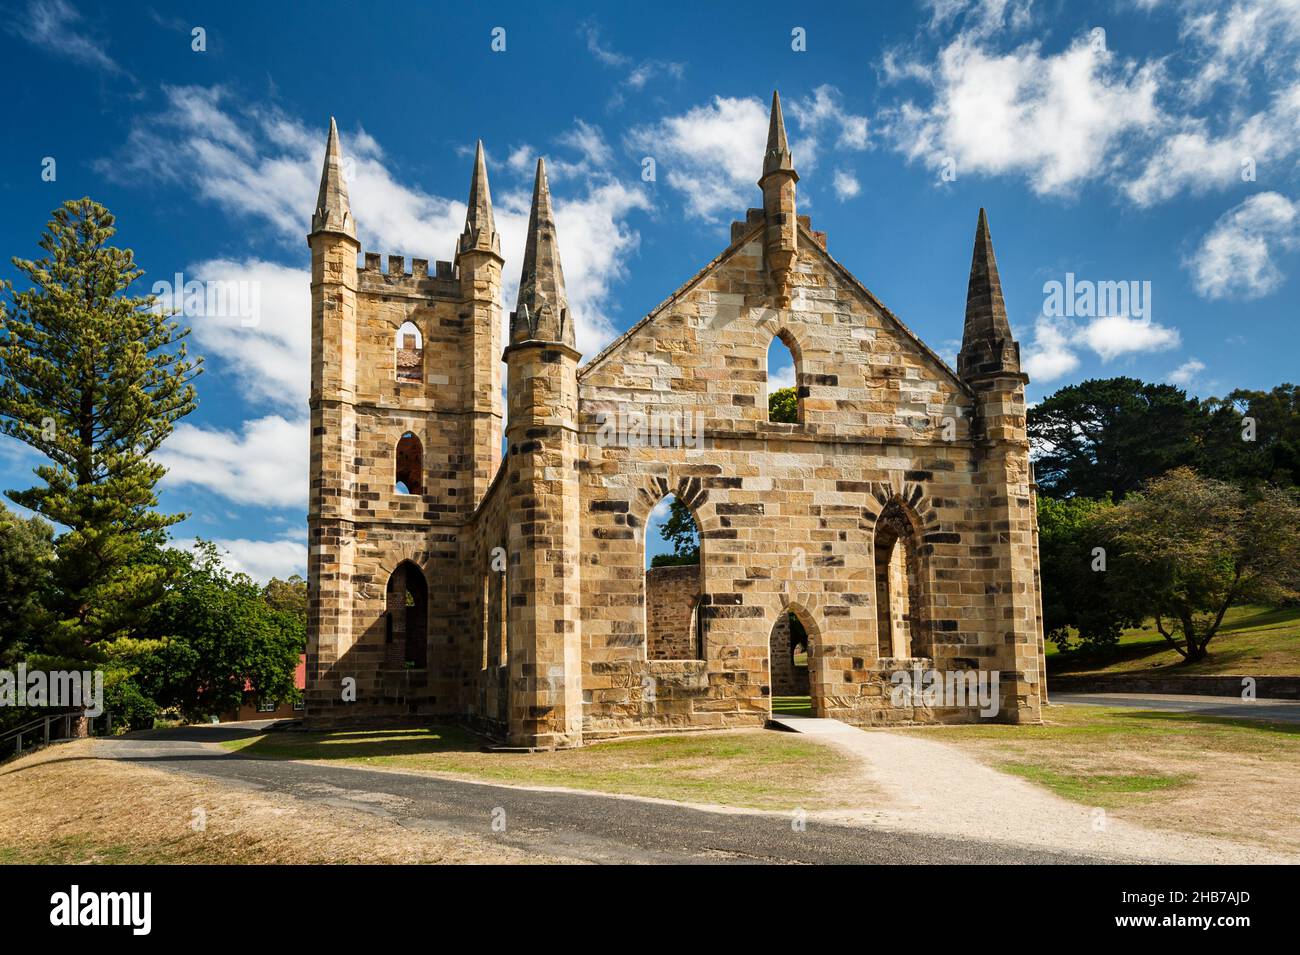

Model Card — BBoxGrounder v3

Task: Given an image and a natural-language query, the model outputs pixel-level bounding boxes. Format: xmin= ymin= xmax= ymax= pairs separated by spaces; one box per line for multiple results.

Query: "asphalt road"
xmin=104 ymin=727 xmax=1128 ymax=865
xmin=1053 ymin=692 xmax=1300 ymax=724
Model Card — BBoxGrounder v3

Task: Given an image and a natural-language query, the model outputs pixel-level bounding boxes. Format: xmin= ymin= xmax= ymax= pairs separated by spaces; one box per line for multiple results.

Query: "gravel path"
xmin=96 ymin=730 xmax=1122 ymax=864
xmin=774 ymin=716 xmax=1297 ymax=864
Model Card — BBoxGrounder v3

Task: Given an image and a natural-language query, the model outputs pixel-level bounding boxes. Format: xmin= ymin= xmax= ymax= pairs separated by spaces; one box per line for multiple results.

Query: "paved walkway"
xmin=769 ymin=715 xmax=1294 ymax=864
xmin=1052 ymin=692 xmax=1300 ymax=724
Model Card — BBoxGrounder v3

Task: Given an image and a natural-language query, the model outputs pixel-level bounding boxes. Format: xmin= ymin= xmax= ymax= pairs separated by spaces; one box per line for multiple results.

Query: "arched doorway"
xmin=769 ymin=606 xmax=815 ymax=717
xmin=385 ymin=561 xmax=427 ymax=669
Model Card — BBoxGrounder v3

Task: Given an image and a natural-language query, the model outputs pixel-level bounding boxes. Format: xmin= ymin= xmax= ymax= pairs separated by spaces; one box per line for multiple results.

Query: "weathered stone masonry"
xmin=305 ymin=93 xmax=1048 ymax=748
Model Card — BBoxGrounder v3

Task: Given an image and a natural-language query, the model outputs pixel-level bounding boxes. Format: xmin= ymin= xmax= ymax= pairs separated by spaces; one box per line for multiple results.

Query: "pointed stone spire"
xmin=311 ymin=117 xmax=356 ymax=240
xmin=958 ymin=208 xmax=1021 ymax=380
xmin=510 ymin=157 xmax=572 ymax=347
xmin=760 ymin=90 xmax=798 ymax=184
xmin=458 ymin=139 xmax=500 ymax=259
xmin=759 ymin=90 xmax=799 ymax=308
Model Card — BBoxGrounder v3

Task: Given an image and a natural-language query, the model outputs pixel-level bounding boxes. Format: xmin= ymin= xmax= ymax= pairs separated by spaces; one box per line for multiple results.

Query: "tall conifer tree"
xmin=0 ymin=198 xmax=201 ymax=666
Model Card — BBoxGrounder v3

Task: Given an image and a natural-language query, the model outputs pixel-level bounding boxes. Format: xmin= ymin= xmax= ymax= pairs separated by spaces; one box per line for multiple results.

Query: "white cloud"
xmin=1021 ymin=311 xmax=1180 ymax=383
xmin=157 ymin=415 xmax=307 ymax=508
xmin=547 ymin=182 xmax=651 ymax=356
xmin=924 ymin=0 xmax=1034 ymax=37
xmin=1125 ymin=89 xmax=1300 ymax=206
xmin=883 ymin=33 xmax=1161 ymax=195
xmin=104 ymin=85 xmax=649 ymax=406
xmin=1187 ymin=191 xmax=1300 ymax=300
xmin=629 ymin=95 xmax=774 ymax=222
xmin=767 ymin=363 xmax=796 ymax=394
xmin=880 ymin=0 xmax=1300 ymax=210
xmin=212 ymin=536 xmax=307 ymax=583
xmin=1023 ymin=318 xmax=1080 ymax=382
xmin=631 ymin=88 xmax=871 ymax=221
xmin=582 ymin=21 xmax=684 ymax=107
xmin=176 ymin=534 xmax=307 ymax=584
xmin=1078 ymin=314 xmax=1181 ymax=360
xmin=1167 ymin=358 xmax=1206 ymax=388
xmin=1177 ymin=0 xmax=1300 ymax=100
xmin=832 ymin=169 xmax=861 ymax=201
xmin=178 ymin=258 xmax=310 ymax=410
xmin=16 ymin=0 xmax=122 ymax=74
xmin=791 ymin=85 xmax=870 ymax=150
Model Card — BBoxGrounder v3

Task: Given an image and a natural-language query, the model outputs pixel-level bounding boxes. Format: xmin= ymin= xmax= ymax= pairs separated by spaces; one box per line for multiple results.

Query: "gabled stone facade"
xmin=305 ymin=94 xmax=1048 ymax=749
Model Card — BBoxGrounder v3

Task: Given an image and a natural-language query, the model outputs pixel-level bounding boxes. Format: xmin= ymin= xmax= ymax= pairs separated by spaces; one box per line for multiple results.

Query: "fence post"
xmin=44 ymin=716 xmax=51 ymax=744
xmin=15 ymin=732 xmax=21 ymax=756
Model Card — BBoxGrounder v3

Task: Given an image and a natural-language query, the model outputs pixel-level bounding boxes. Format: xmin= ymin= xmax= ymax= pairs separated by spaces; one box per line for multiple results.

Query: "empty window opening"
xmin=766 ymin=332 xmax=800 ymax=423
xmin=396 ymin=321 xmax=423 ymax=381
xmin=489 ymin=544 xmax=508 ymax=668
xmin=395 ymin=431 xmax=423 ymax=495
xmin=873 ymin=500 xmax=929 ymax=660
xmin=645 ymin=494 xmax=704 ymax=660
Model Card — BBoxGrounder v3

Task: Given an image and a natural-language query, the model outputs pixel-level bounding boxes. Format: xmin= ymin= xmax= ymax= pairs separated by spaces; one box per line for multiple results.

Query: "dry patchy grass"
xmin=222 ymin=725 xmax=864 ymax=811
xmin=0 ymin=740 xmax=566 ymax=865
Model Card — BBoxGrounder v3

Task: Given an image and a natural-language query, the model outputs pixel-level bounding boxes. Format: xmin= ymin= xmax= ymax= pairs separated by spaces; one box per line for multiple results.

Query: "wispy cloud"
xmin=582 ymin=21 xmax=684 ymax=108
xmin=14 ymin=0 xmax=123 ymax=74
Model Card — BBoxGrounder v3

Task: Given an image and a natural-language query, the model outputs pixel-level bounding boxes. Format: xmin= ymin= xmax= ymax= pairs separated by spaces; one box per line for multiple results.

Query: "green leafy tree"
xmin=1098 ymin=468 xmax=1300 ymax=662
xmin=0 ymin=198 xmax=201 ymax=666
xmin=134 ymin=542 xmax=304 ymax=721
xmin=0 ymin=502 xmax=55 ymax=664
xmin=768 ymin=386 xmax=798 ymax=424
xmin=1035 ymin=495 xmax=1142 ymax=654
xmin=655 ymin=497 xmax=699 ymax=563
xmin=1200 ymin=384 xmax=1300 ymax=490
xmin=263 ymin=575 xmax=308 ymax=628
xmin=1028 ymin=377 xmax=1204 ymax=500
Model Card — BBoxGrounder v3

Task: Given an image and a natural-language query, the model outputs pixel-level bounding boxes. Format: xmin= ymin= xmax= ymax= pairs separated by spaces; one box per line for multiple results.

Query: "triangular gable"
xmin=579 ymin=220 xmax=973 ymax=400
xmin=578 ymin=221 xmax=767 ymax=379
xmin=798 ymin=224 xmax=973 ymax=398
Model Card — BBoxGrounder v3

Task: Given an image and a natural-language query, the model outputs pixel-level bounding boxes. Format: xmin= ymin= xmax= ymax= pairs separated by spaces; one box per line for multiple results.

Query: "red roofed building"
xmin=219 ymin=654 xmax=307 ymax=722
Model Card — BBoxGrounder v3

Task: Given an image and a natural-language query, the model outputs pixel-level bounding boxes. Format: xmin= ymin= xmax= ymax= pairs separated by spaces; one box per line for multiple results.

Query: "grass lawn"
xmin=221 ymin=725 xmax=861 ymax=810
xmin=0 ymin=740 xmax=564 ymax=864
xmin=771 ymin=696 xmax=812 ymax=717
xmin=1048 ymin=604 xmax=1300 ymax=677
xmin=903 ymin=704 xmax=1300 ymax=852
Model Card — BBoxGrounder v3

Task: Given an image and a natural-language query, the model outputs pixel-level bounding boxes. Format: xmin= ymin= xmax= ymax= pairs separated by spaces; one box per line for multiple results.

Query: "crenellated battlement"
xmin=358 ymin=251 xmax=460 ymax=297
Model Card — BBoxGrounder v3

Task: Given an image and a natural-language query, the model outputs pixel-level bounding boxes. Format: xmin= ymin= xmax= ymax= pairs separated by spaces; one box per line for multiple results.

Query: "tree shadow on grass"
xmin=1121 ymin=710 xmax=1300 ymax=737
xmin=231 ymin=724 xmax=489 ymax=761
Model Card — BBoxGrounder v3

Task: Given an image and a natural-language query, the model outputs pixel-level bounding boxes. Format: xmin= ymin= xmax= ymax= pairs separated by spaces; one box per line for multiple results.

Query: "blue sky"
xmin=3 ymin=0 xmax=1299 ymax=579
